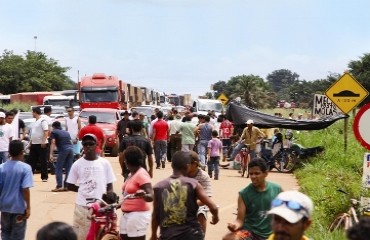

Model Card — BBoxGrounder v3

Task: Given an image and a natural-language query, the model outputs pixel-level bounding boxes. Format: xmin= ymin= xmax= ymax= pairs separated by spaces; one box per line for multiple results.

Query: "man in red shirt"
xmin=152 ymin=111 xmax=169 ymax=169
xmin=219 ymin=117 xmax=234 ymax=160
xmin=78 ymin=115 xmax=105 ymax=156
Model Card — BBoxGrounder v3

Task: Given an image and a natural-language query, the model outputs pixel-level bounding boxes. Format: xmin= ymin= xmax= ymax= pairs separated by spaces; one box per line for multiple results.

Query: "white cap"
xmin=246 ymin=119 xmax=254 ymax=124
xmin=0 ymin=112 xmax=5 ymax=118
xmin=267 ymin=190 xmax=313 ymax=223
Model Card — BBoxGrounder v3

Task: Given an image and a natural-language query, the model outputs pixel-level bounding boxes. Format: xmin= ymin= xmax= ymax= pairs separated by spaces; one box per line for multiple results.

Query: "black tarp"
xmin=226 ymin=102 xmax=348 ymax=130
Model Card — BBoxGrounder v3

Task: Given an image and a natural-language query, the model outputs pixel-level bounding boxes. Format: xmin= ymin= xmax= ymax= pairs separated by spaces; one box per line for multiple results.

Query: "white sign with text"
xmin=362 ymin=153 xmax=370 ymax=188
xmin=313 ymin=94 xmax=342 ymax=117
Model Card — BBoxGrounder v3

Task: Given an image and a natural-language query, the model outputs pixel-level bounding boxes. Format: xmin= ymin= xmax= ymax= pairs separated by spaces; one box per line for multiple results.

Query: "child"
xmin=207 ymin=130 xmax=223 ymax=180
xmin=0 ymin=140 xmax=33 ymax=240
xmin=86 ymin=192 xmax=119 ymax=240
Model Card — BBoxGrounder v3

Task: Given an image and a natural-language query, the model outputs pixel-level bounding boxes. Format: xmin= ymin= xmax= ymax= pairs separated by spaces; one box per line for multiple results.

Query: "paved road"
xmin=26 ymin=157 xmax=299 ymax=239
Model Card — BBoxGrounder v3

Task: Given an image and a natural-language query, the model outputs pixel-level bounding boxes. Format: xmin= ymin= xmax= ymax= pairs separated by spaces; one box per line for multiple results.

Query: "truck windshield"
xmin=198 ymin=102 xmax=223 ymax=112
xmin=81 ymin=90 xmax=118 ymax=103
xmin=79 ymin=111 xmax=116 ymax=124
xmin=46 ymin=100 xmax=70 ymax=106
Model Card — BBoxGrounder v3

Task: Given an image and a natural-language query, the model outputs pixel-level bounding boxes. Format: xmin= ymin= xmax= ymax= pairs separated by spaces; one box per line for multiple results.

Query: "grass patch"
xmin=258 ymin=108 xmax=366 ymax=239
xmin=291 ymin=119 xmax=366 ymax=239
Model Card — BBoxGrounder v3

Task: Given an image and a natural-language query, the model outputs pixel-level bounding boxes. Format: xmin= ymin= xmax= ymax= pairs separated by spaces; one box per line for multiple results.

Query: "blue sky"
xmin=1 ymin=0 xmax=370 ymax=98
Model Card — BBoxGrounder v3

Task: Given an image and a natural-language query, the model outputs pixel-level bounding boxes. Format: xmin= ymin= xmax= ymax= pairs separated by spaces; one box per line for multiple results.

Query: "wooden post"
xmin=344 ymin=117 xmax=348 ymax=154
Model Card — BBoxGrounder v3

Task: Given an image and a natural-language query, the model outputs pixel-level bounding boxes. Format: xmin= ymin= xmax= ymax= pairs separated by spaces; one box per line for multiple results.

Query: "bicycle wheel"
xmin=274 ymin=150 xmax=297 ymax=173
xmin=239 ymin=153 xmax=246 ymax=177
xmin=245 ymin=153 xmax=249 ymax=178
xmin=328 ymin=213 xmax=351 ymax=231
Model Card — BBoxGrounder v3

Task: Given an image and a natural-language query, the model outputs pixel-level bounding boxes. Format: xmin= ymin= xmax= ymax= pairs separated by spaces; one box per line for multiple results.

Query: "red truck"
xmin=78 ymin=73 xmax=127 ymax=110
xmin=10 ymin=92 xmax=54 ymax=105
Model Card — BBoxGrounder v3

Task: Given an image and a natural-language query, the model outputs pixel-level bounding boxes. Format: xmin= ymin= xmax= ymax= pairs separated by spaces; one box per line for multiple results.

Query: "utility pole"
xmin=34 ymin=36 xmax=37 ymax=51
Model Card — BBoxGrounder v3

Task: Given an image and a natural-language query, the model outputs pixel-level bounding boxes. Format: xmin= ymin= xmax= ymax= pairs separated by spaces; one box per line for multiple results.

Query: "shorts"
xmin=197 ymin=205 xmax=209 ymax=218
xmin=236 ymin=229 xmax=266 ymax=240
xmin=119 ymin=211 xmax=151 ymax=237
xmin=72 ymin=204 xmax=91 ymax=240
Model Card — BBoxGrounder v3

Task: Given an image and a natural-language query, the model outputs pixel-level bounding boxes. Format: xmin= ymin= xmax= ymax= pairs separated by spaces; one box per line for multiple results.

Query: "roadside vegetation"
xmin=290 ymin=115 xmax=366 ymax=239
xmin=0 ymin=102 xmax=33 ymax=112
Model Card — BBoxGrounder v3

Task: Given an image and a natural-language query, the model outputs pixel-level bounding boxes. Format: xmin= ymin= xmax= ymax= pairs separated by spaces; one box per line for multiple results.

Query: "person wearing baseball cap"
xmin=226 ymin=119 xmax=265 ymax=174
xmin=267 ymin=190 xmax=313 ymax=240
xmin=66 ymin=132 xmax=116 ymax=239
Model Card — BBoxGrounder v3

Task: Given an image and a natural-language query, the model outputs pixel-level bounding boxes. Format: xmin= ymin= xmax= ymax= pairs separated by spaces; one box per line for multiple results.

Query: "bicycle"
xmin=235 ymin=145 xmax=250 ymax=178
xmin=273 ymin=147 xmax=297 ymax=173
xmin=86 ymin=193 xmax=139 ymax=240
xmin=328 ymin=190 xmax=360 ymax=232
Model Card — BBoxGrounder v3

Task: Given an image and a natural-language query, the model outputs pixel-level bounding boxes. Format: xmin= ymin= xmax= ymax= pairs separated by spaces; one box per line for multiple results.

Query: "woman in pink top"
xmin=120 ymin=146 xmax=153 ymax=240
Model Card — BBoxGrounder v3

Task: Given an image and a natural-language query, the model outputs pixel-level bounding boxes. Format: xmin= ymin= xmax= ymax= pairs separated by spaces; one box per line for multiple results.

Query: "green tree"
xmin=0 ymin=50 xmax=76 ymax=94
xmin=348 ymin=53 xmax=370 ymax=106
xmin=212 ymin=81 xmax=228 ymax=99
xmin=266 ymin=69 xmax=300 ymax=100
xmin=228 ymin=74 xmax=275 ymax=109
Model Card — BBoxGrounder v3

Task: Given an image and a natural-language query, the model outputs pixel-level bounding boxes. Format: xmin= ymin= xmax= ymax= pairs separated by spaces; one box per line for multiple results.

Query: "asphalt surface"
xmin=25 ymin=157 xmax=299 ymax=240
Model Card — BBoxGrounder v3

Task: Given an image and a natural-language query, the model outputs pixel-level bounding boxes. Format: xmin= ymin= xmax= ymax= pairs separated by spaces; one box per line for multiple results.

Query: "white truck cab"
xmin=43 ymin=95 xmax=72 ymax=107
xmin=192 ymin=98 xmax=223 ymax=116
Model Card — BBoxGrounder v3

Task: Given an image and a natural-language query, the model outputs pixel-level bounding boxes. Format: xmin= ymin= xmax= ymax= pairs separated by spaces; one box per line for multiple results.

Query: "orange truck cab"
xmin=78 ymin=73 xmax=126 ymax=110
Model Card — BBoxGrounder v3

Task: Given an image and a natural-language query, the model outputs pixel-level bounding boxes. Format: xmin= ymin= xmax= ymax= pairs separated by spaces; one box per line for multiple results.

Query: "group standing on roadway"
xmin=1 ymin=105 xmax=366 ymax=240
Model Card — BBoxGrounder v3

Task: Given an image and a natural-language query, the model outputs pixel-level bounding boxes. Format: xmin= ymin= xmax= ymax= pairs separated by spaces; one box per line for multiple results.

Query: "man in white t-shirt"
xmin=65 ymin=106 xmax=81 ymax=158
xmin=0 ymin=112 xmax=14 ymax=163
xmin=67 ymin=133 xmax=116 ymax=240
xmin=28 ymin=107 xmax=49 ymax=181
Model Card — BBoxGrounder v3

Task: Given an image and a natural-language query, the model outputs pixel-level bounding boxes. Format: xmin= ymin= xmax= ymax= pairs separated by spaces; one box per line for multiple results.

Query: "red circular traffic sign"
xmin=353 ymin=103 xmax=370 ymax=150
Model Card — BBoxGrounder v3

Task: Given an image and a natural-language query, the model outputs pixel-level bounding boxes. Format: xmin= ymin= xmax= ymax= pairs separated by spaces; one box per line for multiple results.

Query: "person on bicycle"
xmin=120 ymin=145 xmax=154 ymax=240
xmin=86 ymin=192 xmax=119 ymax=240
xmin=267 ymin=190 xmax=313 ymax=240
xmin=223 ymin=158 xmax=282 ymax=240
xmin=226 ymin=119 xmax=265 ymax=162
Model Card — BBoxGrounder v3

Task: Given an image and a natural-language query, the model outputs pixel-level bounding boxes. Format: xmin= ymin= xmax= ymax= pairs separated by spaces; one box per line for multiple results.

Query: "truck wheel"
xmin=110 ymin=145 xmax=119 ymax=157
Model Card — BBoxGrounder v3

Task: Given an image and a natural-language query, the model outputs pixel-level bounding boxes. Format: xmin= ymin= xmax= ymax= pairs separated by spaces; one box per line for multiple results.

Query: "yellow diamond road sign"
xmin=325 ymin=73 xmax=369 ymax=114
xmin=217 ymin=93 xmax=229 ymax=105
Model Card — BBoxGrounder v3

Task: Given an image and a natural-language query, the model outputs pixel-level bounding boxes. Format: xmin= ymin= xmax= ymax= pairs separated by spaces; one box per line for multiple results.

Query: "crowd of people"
xmin=0 ymin=106 xmax=369 ymax=240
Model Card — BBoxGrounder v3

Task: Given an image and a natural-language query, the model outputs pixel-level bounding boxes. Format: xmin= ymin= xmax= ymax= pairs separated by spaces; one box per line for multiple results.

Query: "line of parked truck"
xmin=1 ymin=73 xmax=223 ymax=116
xmin=0 ymin=73 xmax=194 ymax=110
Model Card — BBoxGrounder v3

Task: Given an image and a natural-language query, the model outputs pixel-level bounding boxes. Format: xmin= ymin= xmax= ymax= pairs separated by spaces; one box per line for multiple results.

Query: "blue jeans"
xmin=0 ymin=151 xmax=8 ymax=164
xmin=1 ymin=212 xmax=27 ymax=240
xmin=55 ymin=148 xmax=74 ymax=188
xmin=197 ymin=140 xmax=209 ymax=165
xmin=229 ymin=143 xmax=256 ymax=161
xmin=154 ymin=140 xmax=167 ymax=166
xmin=208 ymin=156 xmax=220 ymax=178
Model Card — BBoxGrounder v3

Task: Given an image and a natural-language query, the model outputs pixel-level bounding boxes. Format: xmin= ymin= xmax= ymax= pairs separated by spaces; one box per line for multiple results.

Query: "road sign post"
xmin=325 ymin=72 xmax=369 ymax=153
xmin=325 ymin=72 xmax=369 ymax=114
